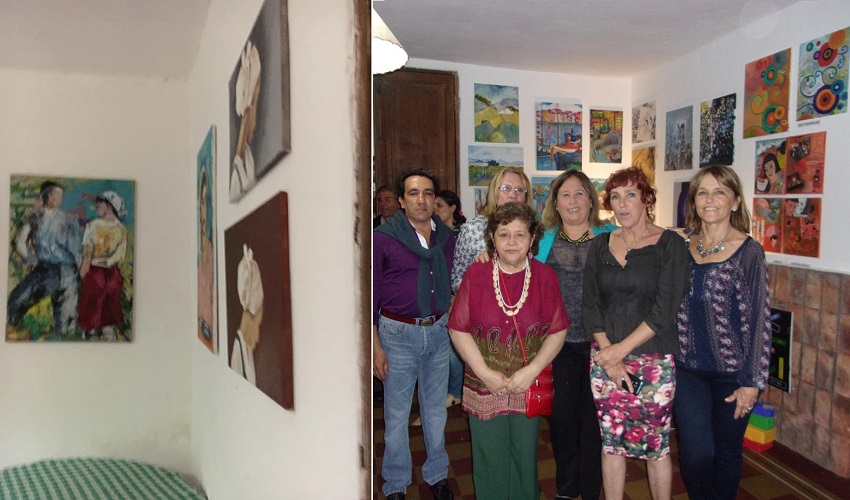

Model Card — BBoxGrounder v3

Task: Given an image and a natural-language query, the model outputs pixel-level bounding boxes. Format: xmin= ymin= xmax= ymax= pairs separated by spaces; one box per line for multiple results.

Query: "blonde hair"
xmin=481 ymin=167 xmax=533 ymax=218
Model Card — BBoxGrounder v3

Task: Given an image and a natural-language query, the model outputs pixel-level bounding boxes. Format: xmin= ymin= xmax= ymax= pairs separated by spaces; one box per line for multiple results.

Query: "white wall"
xmin=188 ymin=0 xmax=362 ymax=498
xmin=0 ymin=69 xmax=193 ymax=473
xmin=634 ymin=0 xmax=850 ymax=273
xmin=407 ymin=58 xmax=631 ymax=218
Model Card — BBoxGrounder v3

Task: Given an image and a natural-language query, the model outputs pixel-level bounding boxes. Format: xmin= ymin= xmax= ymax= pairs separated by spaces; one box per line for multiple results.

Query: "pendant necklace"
xmin=697 ymin=227 xmax=733 ymax=259
xmin=559 ymin=228 xmax=590 ymax=244
xmin=624 ymin=223 xmax=651 ymax=255
xmin=492 ymin=257 xmax=531 ymax=317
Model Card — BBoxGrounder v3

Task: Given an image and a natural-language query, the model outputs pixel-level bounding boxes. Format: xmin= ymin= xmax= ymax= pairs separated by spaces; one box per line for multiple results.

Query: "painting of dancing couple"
xmin=6 ymin=175 xmax=135 ymax=342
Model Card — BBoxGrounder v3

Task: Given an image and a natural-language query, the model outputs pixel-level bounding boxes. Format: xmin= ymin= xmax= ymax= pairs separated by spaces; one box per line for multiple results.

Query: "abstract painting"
xmin=665 ymin=106 xmax=693 ymax=171
xmin=474 ymin=83 xmax=519 ymax=143
xmin=784 ymin=132 xmax=826 ymax=195
xmin=743 ymin=49 xmax=790 ymax=138
xmin=225 ymin=192 xmax=293 ymax=410
xmin=632 ymin=99 xmax=656 ymax=144
xmin=699 ymin=93 xmax=736 ymax=167
xmin=752 ymin=198 xmax=783 ymax=253
xmin=797 ymin=27 xmax=850 ymax=121
xmin=782 ymin=197 xmax=820 ymax=258
xmin=589 ymin=108 xmax=623 ymax=163
xmin=228 ymin=0 xmax=291 ymax=202
xmin=468 ymin=145 xmax=524 ymax=186
xmin=7 ymin=175 xmax=136 ymax=342
xmin=536 ymin=100 xmax=581 ymax=171
xmin=473 ymin=187 xmax=489 ymax=216
xmin=632 ymin=145 xmax=656 ymax=186
xmin=754 ymin=137 xmax=787 ymax=195
xmin=197 ymin=126 xmax=218 ymax=354
xmin=531 ymin=177 xmax=555 ymax=218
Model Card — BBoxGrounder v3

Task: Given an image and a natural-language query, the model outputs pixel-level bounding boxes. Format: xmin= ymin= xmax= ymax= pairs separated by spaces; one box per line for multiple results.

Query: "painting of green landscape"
xmin=468 ymin=145 xmax=524 ymax=186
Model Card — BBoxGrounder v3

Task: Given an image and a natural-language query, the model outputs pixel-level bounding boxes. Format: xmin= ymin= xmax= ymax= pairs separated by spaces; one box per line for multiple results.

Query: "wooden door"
xmin=373 ymin=68 xmax=459 ymax=194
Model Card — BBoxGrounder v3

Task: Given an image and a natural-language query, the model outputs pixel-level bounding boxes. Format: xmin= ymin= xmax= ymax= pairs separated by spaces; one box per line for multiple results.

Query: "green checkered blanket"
xmin=0 ymin=458 xmax=207 ymax=499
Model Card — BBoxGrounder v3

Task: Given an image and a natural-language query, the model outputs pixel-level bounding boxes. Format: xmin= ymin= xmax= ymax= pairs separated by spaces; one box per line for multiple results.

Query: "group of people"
xmin=373 ymin=164 xmax=771 ymax=500
xmin=8 ymin=181 xmax=129 ymax=341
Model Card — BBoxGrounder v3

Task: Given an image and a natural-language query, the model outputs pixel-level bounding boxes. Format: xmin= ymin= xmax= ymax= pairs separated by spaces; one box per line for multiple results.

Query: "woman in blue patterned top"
xmin=675 ymin=165 xmax=772 ymax=500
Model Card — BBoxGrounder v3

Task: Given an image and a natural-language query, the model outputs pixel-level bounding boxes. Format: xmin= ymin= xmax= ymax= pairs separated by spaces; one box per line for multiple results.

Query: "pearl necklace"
xmin=492 ymin=257 xmax=531 ymax=317
xmin=697 ymin=227 xmax=733 ymax=259
xmin=624 ymin=223 xmax=651 ymax=254
xmin=559 ymin=228 xmax=590 ymax=244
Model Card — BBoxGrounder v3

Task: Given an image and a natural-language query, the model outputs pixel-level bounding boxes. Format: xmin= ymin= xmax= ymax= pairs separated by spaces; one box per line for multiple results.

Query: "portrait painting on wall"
xmin=468 ymin=145 xmax=524 ymax=186
xmin=632 ymin=99 xmax=656 ymax=144
xmin=473 ymin=187 xmax=489 ymax=216
xmin=781 ymin=197 xmax=820 ymax=258
xmin=225 ymin=192 xmax=293 ymax=410
xmin=752 ymin=197 xmax=783 ymax=253
xmin=665 ymin=106 xmax=693 ymax=171
xmin=536 ymin=100 xmax=582 ymax=171
xmin=797 ymin=27 xmax=849 ymax=121
xmin=754 ymin=137 xmax=787 ymax=195
xmin=784 ymin=131 xmax=826 ymax=195
xmin=632 ymin=145 xmax=656 ymax=186
xmin=699 ymin=93 xmax=736 ymax=167
xmin=197 ymin=126 xmax=218 ymax=354
xmin=589 ymin=108 xmax=623 ymax=163
xmin=474 ymin=83 xmax=519 ymax=143
xmin=743 ymin=48 xmax=791 ymax=138
xmin=7 ymin=175 xmax=136 ymax=342
xmin=228 ymin=0 xmax=291 ymax=202
xmin=531 ymin=177 xmax=555 ymax=218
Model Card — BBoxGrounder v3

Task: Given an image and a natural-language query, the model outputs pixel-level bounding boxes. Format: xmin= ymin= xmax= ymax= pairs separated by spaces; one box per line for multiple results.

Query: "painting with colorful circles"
xmin=743 ymin=48 xmax=790 ymax=138
xmin=797 ymin=27 xmax=850 ymax=121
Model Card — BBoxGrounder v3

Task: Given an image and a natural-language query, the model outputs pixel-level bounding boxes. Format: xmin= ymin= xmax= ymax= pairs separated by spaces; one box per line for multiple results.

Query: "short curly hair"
xmin=602 ymin=167 xmax=656 ymax=221
xmin=485 ymin=202 xmax=542 ymax=255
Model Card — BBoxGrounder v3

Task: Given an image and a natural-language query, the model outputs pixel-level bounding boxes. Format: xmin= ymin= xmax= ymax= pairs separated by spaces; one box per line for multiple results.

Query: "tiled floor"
xmin=373 ymin=396 xmax=849 ymax=499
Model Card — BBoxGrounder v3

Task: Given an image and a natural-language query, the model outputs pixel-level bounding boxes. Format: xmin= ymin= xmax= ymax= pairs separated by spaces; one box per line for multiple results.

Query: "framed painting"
xmin=474 ymin=83 xmax=519 ymax=143
xmin=536 ymin=100 xmax=582 ymax=171
xmin=228 ymin=0 xmax=291 ymax=202
xmin=7 ymin=175 xmax=136 ymax=342
xmin=197 ymin=126 xmax=218 ymax=354
xmin=589 ymin=108 xmax=623 ymax=163
xmin=224 ymin=192 xmax=293 ymax=410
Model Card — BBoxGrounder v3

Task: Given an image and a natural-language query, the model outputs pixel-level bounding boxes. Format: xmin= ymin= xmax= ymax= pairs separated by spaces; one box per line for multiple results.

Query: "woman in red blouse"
xmin=448 ymin=202 xmax=568 ymax=500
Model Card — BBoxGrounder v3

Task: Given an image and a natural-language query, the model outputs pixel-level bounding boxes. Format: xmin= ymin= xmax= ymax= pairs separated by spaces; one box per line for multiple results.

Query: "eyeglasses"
xmin=498 ymin=185 xmax=528 ymax=194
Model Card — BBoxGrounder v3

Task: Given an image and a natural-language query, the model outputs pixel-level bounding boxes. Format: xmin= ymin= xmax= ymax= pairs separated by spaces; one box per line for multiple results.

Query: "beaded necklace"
xmin=492 ymin=257 xmax=531 ymax=317
xmin=558 ymin=228 xmax=590 ymax=244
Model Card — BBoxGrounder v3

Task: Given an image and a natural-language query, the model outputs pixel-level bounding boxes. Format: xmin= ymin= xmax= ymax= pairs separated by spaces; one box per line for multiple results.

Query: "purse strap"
xmin=498 ymin=266 xmax=529 ymax=366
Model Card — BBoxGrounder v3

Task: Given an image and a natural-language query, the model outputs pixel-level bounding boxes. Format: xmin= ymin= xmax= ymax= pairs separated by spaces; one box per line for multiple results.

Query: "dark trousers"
xmin=547 ymin=341 xmax=602 ymax=500
xmin=674 ymin=366 xmax=751 ymax=500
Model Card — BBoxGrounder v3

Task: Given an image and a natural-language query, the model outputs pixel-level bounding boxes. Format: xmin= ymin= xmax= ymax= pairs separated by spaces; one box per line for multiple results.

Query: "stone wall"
xmin=764 ymin=264 xmax=850 ymax=477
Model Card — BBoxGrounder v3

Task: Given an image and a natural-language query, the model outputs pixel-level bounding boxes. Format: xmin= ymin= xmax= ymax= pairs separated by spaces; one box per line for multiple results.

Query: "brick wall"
xmin=764 ymin=264 xmax=850 ymax=478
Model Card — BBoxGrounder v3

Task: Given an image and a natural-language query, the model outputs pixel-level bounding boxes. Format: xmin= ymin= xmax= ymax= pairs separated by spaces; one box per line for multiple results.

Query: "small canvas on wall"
xmin=743 ymin=49 xmax=790 ymax=138
xmin=632 ymin=99 xmax=656 ymax=144
xmin=474 ymin=83 xmax=520 ymax=143
xmin=225 ymin=192 xmax=293 ymax=410
xmin=699 ymin=93 xmax=736 ymax=167
xmin=197 ymin=126 xmax=218 ymax=354
xmin=536 ymin=100 xmax=582 ymax=171
xmin=665 ymin=106 xmax=693 ymax=171
xmin=632 ymin=145 xmax=656 ymax=186
xmin=531 ymin=177 xmax=555 ymax=218
xmin=468 ymin=145 xmax=523 ymax=186
xmin=589 ymin=108 xmax=623 ymax=163
xmin=7 ymin=175 xmax=136 ymax=342
xmin=797 ymin=27 xmax=850 ymax=121
xmin=229 ymin=0 xmax=291 ymax=202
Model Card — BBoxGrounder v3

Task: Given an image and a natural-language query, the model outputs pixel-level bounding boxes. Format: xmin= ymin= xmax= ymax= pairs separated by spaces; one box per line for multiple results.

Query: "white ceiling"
xmin=374 ymin=0 xmax=803 ymax=77
xmin=0 ymin=0 xmax=211 ymax=78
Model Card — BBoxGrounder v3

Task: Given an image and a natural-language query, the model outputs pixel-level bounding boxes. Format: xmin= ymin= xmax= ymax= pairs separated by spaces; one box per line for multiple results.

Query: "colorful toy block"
xmin=743 ymin=436 xmax=774 ymax=452
xmin=745 ymin=425 xmax=776 ymax=444
xmin=748 ymin=412 xmax=775 ymax=430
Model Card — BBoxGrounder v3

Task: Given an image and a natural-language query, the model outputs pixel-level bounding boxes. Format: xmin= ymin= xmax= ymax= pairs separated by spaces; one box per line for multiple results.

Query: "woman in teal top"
xmin=535 ymin=170 xmax=616 ymax=500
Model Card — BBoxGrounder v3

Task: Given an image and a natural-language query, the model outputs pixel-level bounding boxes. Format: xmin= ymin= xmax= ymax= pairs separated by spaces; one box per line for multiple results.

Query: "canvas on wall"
xmin=797 ymin=27 xmax=850 ymax=121
xmin=536 ymin=100 xmax=581 ymax=171
xmin=665 ymin=106 xmax=693 ymax=171
xmin=468 ymin=145 xmax=523 ymax=186
xmin=743 ymin=49 xmax=791 ymax=138
xmin=473 ymin=187 xmax=488 ymax=216
xmin=531 ymin=177 xmax=555 ymax=218
xmin=754 ymin=137 xmax=787 ymax=195
xmin=225 ymin=192 xmax=293 ymax=410
xmin=632 ymin=145 xmax=656 ymax=186
xmin=752 ymin=197 xmax=783 ymax=253
xmin=7 ymin=175 xmax=135 ymax=342
xmin=474 ymin=83 xmax=519 ymax=143
xmin=589 ymin=108 xmax=623 ymax=163
xmin=632 ymin=99 xmax=656 ymax=144
xmin=784 ymin=131 xmax=826 ymax=195
xmin=699 ymin=93 xmax=736 ymax=167
xmin=781 ymin=197 xmax=820 ymax=258
xmin=197 ymin=126 xmax=218 ymax=354
xmin=590 ymin=177 xmax=614 ymax=220
xmin=228 ymin=0 xmax=291 ymax=202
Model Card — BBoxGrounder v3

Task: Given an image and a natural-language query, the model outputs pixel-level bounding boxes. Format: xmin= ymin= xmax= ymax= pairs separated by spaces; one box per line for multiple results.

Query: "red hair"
xmin=602 ymin=167 xmax=656 ymax=217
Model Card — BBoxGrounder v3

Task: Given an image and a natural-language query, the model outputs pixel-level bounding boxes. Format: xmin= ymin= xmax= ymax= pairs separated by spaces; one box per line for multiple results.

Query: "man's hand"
xmin=373 ymin=326 xmax=389 ymax=381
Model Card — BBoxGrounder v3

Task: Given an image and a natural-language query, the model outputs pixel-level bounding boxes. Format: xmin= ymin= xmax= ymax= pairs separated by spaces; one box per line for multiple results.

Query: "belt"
xmin=380 ymin=310 xmax=444 ymax=326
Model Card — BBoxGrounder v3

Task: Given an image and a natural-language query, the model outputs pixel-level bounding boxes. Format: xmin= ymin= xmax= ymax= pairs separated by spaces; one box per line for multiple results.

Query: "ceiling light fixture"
xmin=372 ymin=9 xmax=408 ymax=75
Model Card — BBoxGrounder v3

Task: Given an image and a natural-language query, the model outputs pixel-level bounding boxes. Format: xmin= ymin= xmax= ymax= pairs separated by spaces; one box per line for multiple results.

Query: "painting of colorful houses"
xmin=536 ymin=100 xmax=582 ymax=171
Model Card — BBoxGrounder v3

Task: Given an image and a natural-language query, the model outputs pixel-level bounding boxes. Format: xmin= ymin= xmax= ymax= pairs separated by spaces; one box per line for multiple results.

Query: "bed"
xmin=0 ymin=457 xmax=207 ymax=499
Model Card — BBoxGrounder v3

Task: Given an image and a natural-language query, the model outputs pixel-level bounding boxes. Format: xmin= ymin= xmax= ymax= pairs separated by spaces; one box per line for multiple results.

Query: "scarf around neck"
xmin=375 ymin=210 xmax=451 ymax=317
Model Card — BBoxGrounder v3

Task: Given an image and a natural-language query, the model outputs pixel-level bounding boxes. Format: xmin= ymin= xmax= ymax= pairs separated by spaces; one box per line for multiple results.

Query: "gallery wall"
xmin=634 ymin=0 xmax=850 ymax=273
xmin=407 ymin=58 xmax=631 ymax=220
xmin=188 ymin=0 xmax=362 ymax=497
xmin=0 ymin=69 xmax=194 ymax=472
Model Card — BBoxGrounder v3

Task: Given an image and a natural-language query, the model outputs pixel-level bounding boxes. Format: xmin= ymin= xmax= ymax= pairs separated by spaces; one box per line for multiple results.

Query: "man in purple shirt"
xmin=374 ymin=168 xmax=456 ymax=500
